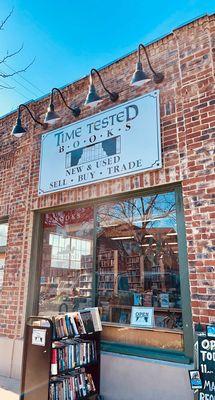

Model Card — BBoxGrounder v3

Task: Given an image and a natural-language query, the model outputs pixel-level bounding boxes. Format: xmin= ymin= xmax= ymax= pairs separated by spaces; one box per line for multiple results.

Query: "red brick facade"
xmin=0 ymin=14 xmax=214 ymax=340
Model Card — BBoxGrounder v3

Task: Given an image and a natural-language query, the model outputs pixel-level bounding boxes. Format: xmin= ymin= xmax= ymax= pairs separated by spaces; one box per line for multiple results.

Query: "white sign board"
xmin=39 ymin=91 xmax=161 ymax=195
xmin=32 ymin=328 xmax=46 ymax=346
xmin=131 ymin=306 xmax=154 ymax=328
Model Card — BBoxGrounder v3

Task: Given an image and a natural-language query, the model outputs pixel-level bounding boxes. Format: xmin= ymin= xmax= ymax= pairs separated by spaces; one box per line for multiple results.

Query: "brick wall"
xmin=0 ymin=14 xmax=214 ymax=339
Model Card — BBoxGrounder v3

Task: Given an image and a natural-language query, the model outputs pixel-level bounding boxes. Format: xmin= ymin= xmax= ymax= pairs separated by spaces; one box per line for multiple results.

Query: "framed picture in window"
xmin=130 ymin=306 xmax=154 ymax=328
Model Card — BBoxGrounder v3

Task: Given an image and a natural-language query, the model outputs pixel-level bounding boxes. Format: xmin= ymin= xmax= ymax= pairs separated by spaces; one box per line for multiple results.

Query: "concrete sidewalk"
xmin=0 ymin=376 xmax=19 ymax=400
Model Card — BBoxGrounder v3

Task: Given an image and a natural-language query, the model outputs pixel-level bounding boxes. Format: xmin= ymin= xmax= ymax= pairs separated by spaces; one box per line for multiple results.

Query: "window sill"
xmin=101 ymin=323 xmax=184 ymax=351
xmin=101 ymin=321 xmax=182 ymax=334
xmin=101 ymin=340 xmax=193 ymax=364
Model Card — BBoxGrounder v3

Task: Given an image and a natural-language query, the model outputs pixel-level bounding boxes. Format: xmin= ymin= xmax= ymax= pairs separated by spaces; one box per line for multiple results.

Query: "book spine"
xmin=51 ymin=349 xmax=58 ymax=376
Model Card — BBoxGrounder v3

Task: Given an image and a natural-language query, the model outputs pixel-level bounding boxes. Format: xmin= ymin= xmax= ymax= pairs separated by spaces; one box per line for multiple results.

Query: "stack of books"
xmin=53 ymin=308 xmax=102 ymax=339
xmin=49 ymin=370 xmax=96 ymax=400
xmin=51 ymin=339 xmax=97 ymax=375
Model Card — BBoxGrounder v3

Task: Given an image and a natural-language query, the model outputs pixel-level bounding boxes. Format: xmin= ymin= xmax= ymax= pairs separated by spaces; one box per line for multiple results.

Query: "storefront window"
xmin=37 ymin=189 xmax=189 ymax=353
xmin=38 ymin=207 xmax=94 ymax=315
xmin=0 ymin=221 xmax=8 ymax=290
xmin=96 ymin=192 xmax=182 ymax=331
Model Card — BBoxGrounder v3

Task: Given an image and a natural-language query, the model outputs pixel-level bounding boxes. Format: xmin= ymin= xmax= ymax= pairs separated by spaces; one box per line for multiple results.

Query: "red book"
xmin=51 ymin=348 xmax=58 ymax=375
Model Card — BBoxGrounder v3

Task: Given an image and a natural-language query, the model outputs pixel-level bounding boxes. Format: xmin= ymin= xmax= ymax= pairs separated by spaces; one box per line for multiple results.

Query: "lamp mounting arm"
xmin=51 ymin=88 xmax=76 ymax=112
xmin=138 ymin=44 xmax=164 ymax=82
xmin=18 ymin=104 xmax=45 ymax=128
xmin=90 ymin=68 xmax=113 ymax=97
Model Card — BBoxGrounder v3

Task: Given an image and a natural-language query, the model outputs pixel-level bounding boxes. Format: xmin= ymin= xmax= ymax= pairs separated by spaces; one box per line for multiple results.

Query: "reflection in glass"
xmin=96 ymin=192 xmax=182 ymax=330
xmin=38 ymin=207 xmax=94 ymax=315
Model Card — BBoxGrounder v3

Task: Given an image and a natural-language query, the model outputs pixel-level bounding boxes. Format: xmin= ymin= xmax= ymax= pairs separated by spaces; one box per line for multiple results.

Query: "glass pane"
xmin=0 ymin=223 xmax=8 ymax=247
xmin=96 ymin=192 xmax=183 ymax=331
xmin=38 ymin=207 xmax=94 ymax=315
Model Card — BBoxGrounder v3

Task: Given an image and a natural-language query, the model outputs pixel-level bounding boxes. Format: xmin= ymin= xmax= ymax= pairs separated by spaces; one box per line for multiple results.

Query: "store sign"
xmin=39 ymin=91 xmax=161 ymax=195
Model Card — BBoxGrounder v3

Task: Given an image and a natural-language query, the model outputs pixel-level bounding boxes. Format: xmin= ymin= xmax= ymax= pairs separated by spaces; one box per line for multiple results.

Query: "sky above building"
xmin=0 ymin=0 xmax=214 ymax=117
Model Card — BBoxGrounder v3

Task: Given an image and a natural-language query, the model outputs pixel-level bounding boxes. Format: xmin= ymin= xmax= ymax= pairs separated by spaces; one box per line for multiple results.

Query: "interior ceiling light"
xmin=111 ymin=236 xmax=134 ymax=240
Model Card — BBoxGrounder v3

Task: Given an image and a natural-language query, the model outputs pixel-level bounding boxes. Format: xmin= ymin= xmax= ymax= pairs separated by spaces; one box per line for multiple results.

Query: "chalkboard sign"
xmin=198 ymin=336 xmax=215 ymax=399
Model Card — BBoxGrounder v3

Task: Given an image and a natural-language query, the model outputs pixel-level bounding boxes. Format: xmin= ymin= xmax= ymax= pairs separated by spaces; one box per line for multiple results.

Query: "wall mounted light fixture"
xmin=85 ymin=68 xmax=119 ymax=107
xmin=131 ymin=44 xmax=164 ymax=86
xmin=11 ymin=104 xmax=46 ymax=138
xmin=44 ymin=87 xmax=81 ymax=125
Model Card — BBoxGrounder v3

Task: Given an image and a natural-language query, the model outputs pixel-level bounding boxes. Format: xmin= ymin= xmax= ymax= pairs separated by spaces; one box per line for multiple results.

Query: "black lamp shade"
xmin=11 ymin=117 xmax=26 ymax=138
xmin=85 ymin=83 xmax=102 ymax=107
xmin=44 ymin=104 xmax=61 ymax=124
xmin=130 ymin=62 xmax=151 ymax=86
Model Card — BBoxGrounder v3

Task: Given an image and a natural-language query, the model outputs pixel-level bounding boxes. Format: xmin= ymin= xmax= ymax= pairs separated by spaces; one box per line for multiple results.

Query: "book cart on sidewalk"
xmin=20 ymin=308 xmax=102 ymax=400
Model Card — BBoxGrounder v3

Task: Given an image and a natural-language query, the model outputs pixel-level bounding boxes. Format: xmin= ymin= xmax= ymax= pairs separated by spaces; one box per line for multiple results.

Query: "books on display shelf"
xmin=52 ymin=308 xmax=102 ymax=339
xmin=159 ymin=293 xmax=170 ymax=308
xmin=51 ymin=339 xmax=97 ymax=375
xmin=21 ymin=308 xmax=101 ymax=400
xmin=50 ymin=307 xmax=102 ymax=400
xmin=49 ymin=370 xmax=96 ymax=400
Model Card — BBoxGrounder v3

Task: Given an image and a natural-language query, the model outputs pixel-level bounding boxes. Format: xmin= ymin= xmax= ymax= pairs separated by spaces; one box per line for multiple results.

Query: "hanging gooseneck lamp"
xmin=11 ymin=104 xmax=46 ymax=138
xmin=44 ymin=87 xmax=81 ymax=125
xmin=85 ymin=68 xmax=119 ymax=107
xmin=131 ymin=44 xmax=164 ymax=86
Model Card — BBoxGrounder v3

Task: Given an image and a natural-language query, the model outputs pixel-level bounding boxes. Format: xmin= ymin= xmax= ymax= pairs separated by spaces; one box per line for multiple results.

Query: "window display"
xmin=96 ymin=192 xmax=182 ymax=331
xmin=38 ymin=207 xmax=94 ymax=315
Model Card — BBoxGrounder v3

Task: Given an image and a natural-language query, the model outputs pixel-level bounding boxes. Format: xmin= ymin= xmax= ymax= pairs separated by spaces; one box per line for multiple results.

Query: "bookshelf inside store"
xmin=79 ymin=255 xmax=93 ymax=298
xmin=20 ymin=308 xmax=102 ymax=400
xmin=96 ymin=237 xmax=182 ymax=330
xmin=98 ymin=250 xmax=118 ymax=295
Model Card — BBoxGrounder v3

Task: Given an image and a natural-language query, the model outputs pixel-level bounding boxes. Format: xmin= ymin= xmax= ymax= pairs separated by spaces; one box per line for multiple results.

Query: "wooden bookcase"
xmin=79 ymin=255 xmax=93 ymax=298
xmin=127 ymin=255 xmax=144 ymax=291
xmin=20 ymin=316 xmax=101 ymax=400
xmin=97 ymin=250 xmax=118 ymax=296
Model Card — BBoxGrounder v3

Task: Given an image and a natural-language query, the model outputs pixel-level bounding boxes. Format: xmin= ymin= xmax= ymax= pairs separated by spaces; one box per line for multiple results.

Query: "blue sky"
xmin=0 ymin=0 xmax=214 ymax=117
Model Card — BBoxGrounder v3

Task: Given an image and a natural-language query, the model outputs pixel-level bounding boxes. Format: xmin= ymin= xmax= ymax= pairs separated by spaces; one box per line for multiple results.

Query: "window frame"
xmin=26 ymin=183 xmax=193 ymax=364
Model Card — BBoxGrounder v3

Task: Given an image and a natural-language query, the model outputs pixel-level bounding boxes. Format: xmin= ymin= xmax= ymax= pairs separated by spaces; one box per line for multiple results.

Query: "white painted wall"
xmin=101 ymin=352 xmax=194 ymax=400
xmin=0 ymin=338 xmax=23 ymax=379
